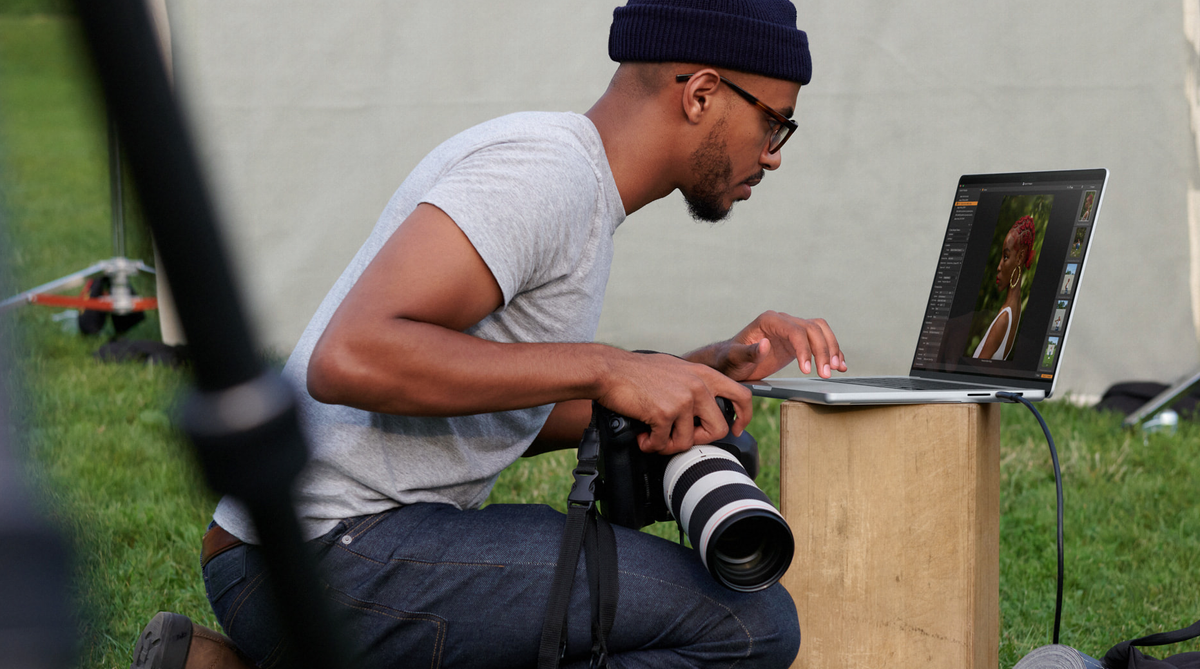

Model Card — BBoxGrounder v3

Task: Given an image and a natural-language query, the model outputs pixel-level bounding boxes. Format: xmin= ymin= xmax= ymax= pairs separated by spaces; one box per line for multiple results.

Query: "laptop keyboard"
xmin=823 ymin=377 xmax=993 ymax=392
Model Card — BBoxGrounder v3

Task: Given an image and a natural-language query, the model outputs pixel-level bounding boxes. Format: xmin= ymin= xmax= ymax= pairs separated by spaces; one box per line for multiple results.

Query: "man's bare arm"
xmin=307 ymin=203 xmax=751 ymax=455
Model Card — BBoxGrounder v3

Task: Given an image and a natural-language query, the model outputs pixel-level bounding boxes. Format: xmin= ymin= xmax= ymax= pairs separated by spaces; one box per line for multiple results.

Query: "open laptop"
xmin=749 ymin=168 xmax=1108 ymax=404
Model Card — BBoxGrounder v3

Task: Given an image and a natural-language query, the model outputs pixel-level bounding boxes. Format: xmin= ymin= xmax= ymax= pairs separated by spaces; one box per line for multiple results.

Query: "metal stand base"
xmin=1122 ymin=367 xmax=1200 ymax=428
xmin=0 ymin=257 xmax=156 ymax=314
xmin=0 ymin=116 xmax=157 ymax=317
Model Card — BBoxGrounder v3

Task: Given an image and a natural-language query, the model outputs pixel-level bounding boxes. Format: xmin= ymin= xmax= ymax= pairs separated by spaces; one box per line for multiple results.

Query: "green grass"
xmin=12 ymin=320 xmax=215 ymax=666
xmin=2 ymin=13 xmax=1199 ymax=669
xmin=997 ymin=403 xmax=1200 ymax=664
xmin=0 ymin=0 xmax=70 ymax=17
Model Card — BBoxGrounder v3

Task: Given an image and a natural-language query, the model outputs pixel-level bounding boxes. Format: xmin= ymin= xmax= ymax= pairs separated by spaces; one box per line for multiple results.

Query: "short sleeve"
xmin=421 ymin=136 xmax=600 ymax=305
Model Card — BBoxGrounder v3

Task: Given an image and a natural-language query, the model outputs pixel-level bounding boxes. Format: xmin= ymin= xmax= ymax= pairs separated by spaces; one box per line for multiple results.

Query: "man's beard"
xmin=683 ymin=121 xmax=735 ymax=223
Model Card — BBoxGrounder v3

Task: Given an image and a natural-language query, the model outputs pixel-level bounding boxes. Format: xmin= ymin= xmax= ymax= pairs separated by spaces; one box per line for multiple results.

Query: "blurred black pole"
xmin=0 ymin=273 xmax=73 ymax=669
xmin=67 ymin=2 xmax=346 ymax=668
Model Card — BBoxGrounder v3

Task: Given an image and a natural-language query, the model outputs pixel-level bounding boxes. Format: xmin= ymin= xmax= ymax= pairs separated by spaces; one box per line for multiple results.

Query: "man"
xmin=133 ymin=0 xmax=847 ymax=667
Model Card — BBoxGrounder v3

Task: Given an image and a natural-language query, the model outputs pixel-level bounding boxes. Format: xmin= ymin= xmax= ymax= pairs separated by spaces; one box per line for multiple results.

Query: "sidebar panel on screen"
xmin=913 ymin=185 xmax=979 ymax=368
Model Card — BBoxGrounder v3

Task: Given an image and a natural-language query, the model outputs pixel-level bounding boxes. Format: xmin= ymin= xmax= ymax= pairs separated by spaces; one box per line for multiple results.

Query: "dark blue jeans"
xmin=203 ymin=503 xmax=800 ymax=668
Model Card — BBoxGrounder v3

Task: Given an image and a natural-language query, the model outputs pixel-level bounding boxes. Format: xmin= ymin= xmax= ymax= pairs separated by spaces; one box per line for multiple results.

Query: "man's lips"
xmin=736 ymin=172 xmax=764 ymax=200
xmin=732 ymin=170 xmax=765 ymax=201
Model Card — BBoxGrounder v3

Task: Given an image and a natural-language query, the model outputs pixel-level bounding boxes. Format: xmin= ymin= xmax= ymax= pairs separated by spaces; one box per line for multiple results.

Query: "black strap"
xmin=538 ymin=425 xmax=619 ymax=669
xmin=1124 ymin=620 xmax=1200 ymax=649
xmin=537 ymin=501 xmax=590 ymax=668
xmin=1104 ymin=619 xmax=1200 ymax=669
xmin=584 ymin=511 xmax=618 ymax=667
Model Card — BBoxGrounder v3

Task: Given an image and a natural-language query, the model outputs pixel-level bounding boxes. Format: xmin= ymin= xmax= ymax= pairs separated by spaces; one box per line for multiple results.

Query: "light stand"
xmin=0 ymin=115 xmax=158 ymax=317
xmin=1122 ymin=367 xmax=1200 ymax=428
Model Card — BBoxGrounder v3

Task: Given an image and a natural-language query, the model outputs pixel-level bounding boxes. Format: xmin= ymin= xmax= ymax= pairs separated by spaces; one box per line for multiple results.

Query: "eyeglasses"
xmin=676 ymin=73 xmax=798 ymax=154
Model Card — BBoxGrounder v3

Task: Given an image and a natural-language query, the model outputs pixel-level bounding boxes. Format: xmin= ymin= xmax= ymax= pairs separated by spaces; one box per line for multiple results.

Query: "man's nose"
xmin=761 ymin=143 xmax=783 ymax=171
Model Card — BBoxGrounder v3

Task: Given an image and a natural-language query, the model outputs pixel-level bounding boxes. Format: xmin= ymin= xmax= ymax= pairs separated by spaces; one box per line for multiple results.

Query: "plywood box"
xmin=779 ymin=401 xmax=1000 ymax=669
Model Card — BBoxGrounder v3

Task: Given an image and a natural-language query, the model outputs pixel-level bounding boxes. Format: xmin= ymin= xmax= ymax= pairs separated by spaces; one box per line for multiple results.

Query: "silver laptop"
xmin=750 ymin=168 xmax=1108 ymax=404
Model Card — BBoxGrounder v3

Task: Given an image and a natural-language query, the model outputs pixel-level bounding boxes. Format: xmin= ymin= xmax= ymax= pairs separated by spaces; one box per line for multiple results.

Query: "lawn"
xmin=2 ymin=11 xmax=1198 ymax=669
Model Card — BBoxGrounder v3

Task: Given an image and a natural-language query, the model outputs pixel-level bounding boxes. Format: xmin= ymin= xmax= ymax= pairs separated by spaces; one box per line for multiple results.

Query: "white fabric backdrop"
xmin=168 ymin=0 xmax=1200 ymax=399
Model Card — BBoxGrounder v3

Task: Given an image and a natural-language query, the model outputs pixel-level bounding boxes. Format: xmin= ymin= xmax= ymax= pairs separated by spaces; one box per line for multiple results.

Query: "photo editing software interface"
xmin=911 ymin=171 xmax=1104 ymax=384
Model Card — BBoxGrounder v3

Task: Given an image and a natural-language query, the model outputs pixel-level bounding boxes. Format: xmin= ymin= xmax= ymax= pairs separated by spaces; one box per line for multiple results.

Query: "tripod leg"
xmin=0 ymin=262 xmax=113 ymax=313
xmin=1123 ymin=368 xmax=1200 ymax=427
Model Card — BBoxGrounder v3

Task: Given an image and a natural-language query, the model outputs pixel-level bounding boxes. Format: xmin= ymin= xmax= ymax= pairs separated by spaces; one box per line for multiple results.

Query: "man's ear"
xmin=680 ymin=69 xmax=721 ymax=124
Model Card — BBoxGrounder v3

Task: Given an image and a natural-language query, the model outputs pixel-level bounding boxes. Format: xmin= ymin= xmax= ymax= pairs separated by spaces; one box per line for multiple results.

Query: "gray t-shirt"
xmin=214 ymin=112 xmax=625 ymax=542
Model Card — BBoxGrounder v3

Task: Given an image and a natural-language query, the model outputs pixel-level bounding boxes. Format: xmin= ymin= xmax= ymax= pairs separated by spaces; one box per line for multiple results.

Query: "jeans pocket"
xmin=203 ymin=545 xmax=246 ymax=604
xmin=204 ymin=544 xmax=286 ymax=667
xmin=326 ymin=587 xmax=447 ymax=669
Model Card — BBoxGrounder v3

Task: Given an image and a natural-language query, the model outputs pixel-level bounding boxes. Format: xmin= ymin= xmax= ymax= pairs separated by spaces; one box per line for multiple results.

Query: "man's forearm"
xmin=310 ymin=311 xmax=756 ymax=455
xmin=307 ymin=318 xmax=625 ymax=417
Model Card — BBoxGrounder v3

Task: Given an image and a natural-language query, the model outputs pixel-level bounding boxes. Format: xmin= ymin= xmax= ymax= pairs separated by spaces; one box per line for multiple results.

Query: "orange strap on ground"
xmin=28 ymin=293 xmax=159 ymax=312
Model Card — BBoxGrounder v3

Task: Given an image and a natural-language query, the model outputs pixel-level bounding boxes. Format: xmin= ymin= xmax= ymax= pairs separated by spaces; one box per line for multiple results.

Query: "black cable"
xmin=995 ymin=392 xmax=1064 ymax=645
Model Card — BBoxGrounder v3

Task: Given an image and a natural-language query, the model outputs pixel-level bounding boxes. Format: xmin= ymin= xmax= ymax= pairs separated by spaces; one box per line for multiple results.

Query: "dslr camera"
xmin=593 ymin=398 xmax=794 ymax=592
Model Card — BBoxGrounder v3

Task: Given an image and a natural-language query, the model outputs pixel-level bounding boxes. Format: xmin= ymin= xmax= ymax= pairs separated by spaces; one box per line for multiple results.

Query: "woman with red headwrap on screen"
xmin=973 ymin=215 xmax=1036 ymax=360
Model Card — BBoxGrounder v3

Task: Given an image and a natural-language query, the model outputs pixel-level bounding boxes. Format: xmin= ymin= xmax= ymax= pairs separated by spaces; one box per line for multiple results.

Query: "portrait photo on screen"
xmin=1041 ymin=336 xmax=1060 ymax=369
xmin=1078 ymin=190 xmax=1097 ymax=221
xmin=1060 ymin=263 xmax=1078 ymax=296
xmin=964 ymin=194 xmax=1052 ymax=361
xmin=1069 ymin=226 xmax=1087 ymax=258
xmin=1051 ymin=299 xmax=1069 ymax=332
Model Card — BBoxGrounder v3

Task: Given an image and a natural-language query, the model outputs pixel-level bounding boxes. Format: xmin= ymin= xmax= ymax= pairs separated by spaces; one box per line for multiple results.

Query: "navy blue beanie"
xmin=609 ymin=0 xmax=811 ymax=85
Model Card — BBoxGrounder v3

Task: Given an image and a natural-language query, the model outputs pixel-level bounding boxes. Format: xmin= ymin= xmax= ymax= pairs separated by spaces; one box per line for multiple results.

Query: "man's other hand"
xmin=686 ymin=310 xmax=847 ymax=381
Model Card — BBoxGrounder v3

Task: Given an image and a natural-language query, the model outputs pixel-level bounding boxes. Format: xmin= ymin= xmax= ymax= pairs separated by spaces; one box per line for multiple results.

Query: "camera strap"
xmin=537 ymin=426 xmax=619 ymax=669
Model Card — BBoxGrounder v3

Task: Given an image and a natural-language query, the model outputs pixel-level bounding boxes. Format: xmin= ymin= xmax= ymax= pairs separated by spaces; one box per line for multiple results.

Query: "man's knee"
xmin=745 ymin=583 xmax=801 ymax=668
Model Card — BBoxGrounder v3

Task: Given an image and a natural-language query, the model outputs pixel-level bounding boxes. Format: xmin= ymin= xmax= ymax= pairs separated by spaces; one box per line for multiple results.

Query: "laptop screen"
xmin=910 ymin=169 xmax=1107 ymax=388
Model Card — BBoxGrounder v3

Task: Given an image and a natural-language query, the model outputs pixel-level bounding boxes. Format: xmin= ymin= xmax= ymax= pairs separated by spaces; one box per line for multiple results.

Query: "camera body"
xmin=592 ymin=398 xmax=794 ymax=593
xmin=595 ymin=398 xmax=758 ymax=530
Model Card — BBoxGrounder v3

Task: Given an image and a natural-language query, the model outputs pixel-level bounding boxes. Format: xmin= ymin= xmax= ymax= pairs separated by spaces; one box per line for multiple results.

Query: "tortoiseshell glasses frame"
xmin=676 ymin=73 xmax=797 ymax=154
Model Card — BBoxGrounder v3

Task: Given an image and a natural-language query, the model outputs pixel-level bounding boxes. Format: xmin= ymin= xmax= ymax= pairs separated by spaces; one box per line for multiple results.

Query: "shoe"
xmin=1013 ymin=645 xmax=1106 ymax=669
xmin=130 ymin=611 xmax=256 ymax=669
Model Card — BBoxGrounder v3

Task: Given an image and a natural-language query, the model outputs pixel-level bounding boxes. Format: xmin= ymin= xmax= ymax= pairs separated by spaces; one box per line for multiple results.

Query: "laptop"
xmin=749 ymin=168 xmax=1108 ymax=404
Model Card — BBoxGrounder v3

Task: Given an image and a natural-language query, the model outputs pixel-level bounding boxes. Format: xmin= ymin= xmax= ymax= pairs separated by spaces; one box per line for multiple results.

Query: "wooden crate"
xmin=779 ymin=401 xmax=1000 ymax=669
